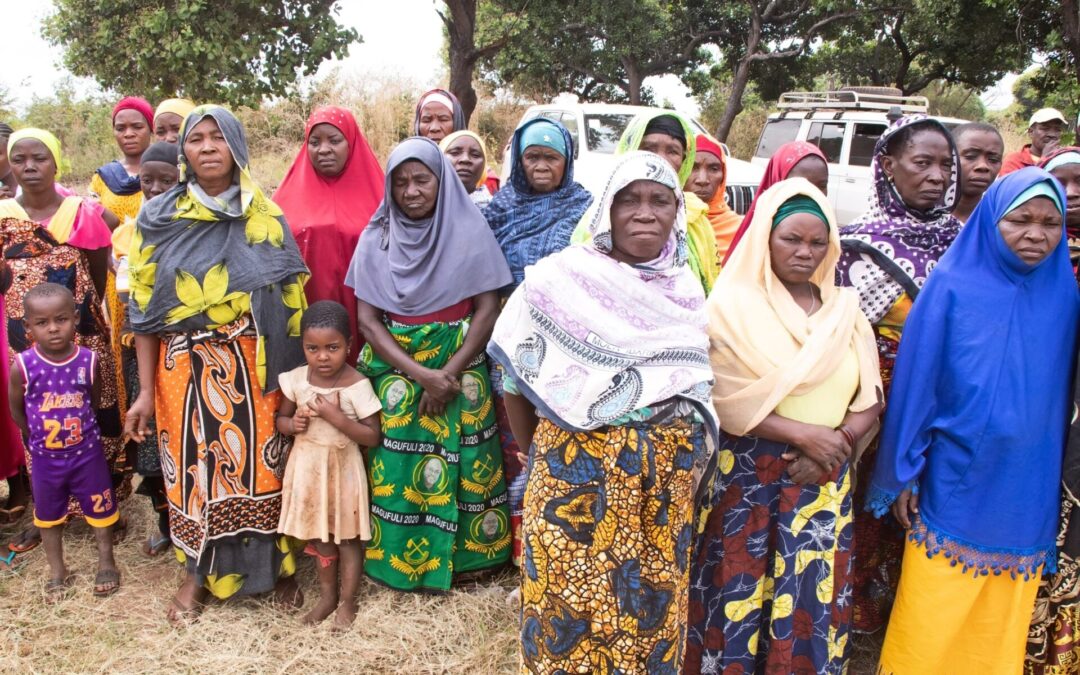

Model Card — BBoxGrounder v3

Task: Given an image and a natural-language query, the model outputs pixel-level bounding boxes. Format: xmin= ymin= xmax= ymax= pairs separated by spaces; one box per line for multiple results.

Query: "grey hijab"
xmin=345 ymin=136 xmax=512 ymax=315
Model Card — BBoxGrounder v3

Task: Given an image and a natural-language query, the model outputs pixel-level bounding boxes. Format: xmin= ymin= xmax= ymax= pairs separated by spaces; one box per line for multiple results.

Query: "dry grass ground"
xmin=0 ymin=482 xmax=888 ymax=673
xmin=0 ymin=483 xmax=520 ymax=673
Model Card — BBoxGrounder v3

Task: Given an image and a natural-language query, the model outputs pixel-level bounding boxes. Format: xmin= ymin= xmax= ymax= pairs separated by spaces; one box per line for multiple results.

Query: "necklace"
xmin=307 ymin=364 xmax=347 ymax=390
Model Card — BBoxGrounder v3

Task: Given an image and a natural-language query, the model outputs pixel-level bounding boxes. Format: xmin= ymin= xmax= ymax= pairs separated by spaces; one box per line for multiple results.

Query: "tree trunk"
xmin=444 ymin=0 xmax=480 ymax=124
xmin=1062 ymin=0 xmax=1080 ymax=87
xmin=625 ymin=60 xmax=643 ymax=105
xmin=715 ymin=58 xmax=752 ymax=142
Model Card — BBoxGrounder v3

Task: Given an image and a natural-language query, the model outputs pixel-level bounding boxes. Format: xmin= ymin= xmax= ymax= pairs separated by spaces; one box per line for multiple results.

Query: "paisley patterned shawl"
xmin=488 ymin=151 xmax=718 ymax=435
xmin=127 ymin=105 xmax=309 ymax=391
xmin=836 ymin=115 xmax=963 ymax=323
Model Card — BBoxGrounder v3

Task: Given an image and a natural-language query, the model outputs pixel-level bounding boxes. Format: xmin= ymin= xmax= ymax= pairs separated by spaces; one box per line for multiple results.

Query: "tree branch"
xmin=746 ymin=11 xmax=857 ymax=62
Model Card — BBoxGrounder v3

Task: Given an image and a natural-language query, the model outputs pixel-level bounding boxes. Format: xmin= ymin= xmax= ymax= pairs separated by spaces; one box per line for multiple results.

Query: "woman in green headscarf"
xmin=572 ymin=111 xmax=720 ymax=293
xmin=124 ymin=105 xmax=310 ymax=623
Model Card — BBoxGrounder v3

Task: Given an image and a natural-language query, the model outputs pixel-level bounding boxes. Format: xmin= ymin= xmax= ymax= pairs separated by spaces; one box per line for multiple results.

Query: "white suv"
xmin=502 ymin=102 xmax=764 ymax=214
xmin=752 ymin=90 xmax=970 ymax=224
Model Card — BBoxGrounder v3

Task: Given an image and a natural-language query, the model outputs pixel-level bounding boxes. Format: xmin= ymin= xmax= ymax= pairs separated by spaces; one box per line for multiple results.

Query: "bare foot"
xmin=272 ymin=575 xmax=304 ymax=611
xmin=303 ymin=593 xmax=339 ymax=625
xmin=167 ymin=576 xmax=208 ymax=626
xmin=331 ymin=597 xmax=357 ymax=632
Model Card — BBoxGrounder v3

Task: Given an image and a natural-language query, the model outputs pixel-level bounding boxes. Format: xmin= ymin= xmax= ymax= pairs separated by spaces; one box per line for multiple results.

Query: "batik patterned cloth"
xmin=360 ymin=316 xmax=511 ymax=592
xmin=1 ymin=216 xmax=129 ymax=513
xmin=520 ymin=417 xmax=700 ymax=674
xmin=685 ymin=434 xmax=853 ymax=674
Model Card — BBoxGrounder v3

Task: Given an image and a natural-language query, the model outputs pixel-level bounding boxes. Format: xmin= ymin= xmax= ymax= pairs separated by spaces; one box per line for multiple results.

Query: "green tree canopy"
xmin=43 ymin=0 xmax=359 ymax=107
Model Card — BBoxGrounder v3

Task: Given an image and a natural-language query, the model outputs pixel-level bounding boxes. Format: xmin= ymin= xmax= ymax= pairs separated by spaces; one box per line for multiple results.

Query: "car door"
xmin=834 ymin=122 xmax=886 ymax=225
xmin=804 ymin=120 xmax=848 ymax=211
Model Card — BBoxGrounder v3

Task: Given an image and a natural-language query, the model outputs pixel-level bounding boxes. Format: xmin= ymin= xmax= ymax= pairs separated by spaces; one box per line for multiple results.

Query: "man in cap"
xmin=1001 ymin=108 xmax=1067 ymax=174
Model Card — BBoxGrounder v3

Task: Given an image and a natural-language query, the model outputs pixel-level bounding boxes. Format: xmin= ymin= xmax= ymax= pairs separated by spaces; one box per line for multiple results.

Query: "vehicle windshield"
xmin=585 ymin=114 xmax=632 ymax=153
xmin=754 ymin=118 xmax=801 ymax=159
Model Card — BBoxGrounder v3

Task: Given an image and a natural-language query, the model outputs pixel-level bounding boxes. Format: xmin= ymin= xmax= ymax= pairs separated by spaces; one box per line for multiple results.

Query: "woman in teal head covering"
xmin=573 ymin=110 xmax=719 ymax=293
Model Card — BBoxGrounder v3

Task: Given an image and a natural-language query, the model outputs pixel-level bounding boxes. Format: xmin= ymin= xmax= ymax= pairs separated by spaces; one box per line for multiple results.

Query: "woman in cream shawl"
xmin=685 ymin=178 xmax=882 ymax=674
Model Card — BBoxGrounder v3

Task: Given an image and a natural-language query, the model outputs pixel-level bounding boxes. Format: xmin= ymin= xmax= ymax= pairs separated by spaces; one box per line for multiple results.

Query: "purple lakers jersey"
xmin=18 ymin=346 xmax=101 ymax=455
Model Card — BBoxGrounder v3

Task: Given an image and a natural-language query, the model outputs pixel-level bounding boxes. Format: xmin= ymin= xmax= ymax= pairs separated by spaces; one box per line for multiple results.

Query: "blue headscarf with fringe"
xmin=867 ymin=167 xmax=1079 ymax=577
xmin=482 ymin=118 xmax=592 ymax=292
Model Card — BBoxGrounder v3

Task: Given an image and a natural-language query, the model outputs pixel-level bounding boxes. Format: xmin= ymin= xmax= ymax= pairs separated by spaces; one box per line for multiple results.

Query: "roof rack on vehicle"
xmin=778 ymin=90 xmax=929 ymax=114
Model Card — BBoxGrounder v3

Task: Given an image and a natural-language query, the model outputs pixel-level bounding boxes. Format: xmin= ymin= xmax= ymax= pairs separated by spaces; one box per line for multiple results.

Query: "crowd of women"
xmin=0 ymin=86 xmax=1079 ymax=674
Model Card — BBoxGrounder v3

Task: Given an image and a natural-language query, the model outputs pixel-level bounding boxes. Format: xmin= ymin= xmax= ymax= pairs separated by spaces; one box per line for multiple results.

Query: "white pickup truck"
xmin=502 ymin=102 xmax=764 ymax=214
xmin=752 ymin=90 xmax=970 ymax=225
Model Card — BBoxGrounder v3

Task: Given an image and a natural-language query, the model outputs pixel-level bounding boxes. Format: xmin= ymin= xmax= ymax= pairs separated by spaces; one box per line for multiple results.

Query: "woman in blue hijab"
xmin=483 ymin=118 xmax=592 ymax=293
xmin=868 ymin=166 xmax=1079 ymax=673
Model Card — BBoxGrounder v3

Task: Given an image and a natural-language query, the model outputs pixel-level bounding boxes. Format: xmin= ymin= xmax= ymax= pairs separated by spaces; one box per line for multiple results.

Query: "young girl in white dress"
xmin=276 ymin=301 xmax=381 ymax=629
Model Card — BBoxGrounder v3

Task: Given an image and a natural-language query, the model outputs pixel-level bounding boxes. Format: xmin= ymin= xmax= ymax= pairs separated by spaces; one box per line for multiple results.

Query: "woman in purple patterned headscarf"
xmin=835 ymin=115 xmax=963 ymax=634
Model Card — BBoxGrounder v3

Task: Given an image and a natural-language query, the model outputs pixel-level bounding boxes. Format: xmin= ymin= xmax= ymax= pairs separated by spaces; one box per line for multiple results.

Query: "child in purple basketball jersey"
xmin=7 ymin=283 xmax=120 ymax=599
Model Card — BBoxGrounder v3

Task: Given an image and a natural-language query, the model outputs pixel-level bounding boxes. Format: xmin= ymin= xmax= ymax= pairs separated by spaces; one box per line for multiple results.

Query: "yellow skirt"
xmin=879 ymin=536 xmax=1042 ymax=674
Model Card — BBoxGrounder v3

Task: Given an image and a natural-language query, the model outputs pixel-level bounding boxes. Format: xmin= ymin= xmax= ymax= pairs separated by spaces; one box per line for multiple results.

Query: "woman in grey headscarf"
xmin=345 ymin=136 xmax=513 ymax=592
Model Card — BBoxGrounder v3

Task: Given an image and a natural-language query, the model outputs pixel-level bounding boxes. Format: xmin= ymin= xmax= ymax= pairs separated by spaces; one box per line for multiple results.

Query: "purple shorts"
xmin=30 ymin=444 xmax=118 ymax=529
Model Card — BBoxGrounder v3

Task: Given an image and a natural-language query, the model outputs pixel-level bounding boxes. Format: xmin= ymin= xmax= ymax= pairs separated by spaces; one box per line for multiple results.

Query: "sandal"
xmin=166 ymin=595 xmax=204 ymax=627
xmin=45 ymin=574 xmax=75 ymax=603
xmin=141 ymin=533 xmax=171 ymax=557
xmin=0 ymin=505 xmax=26 ymax=524
xmin=93 ymin=568 xmax=121 ymax=597
xmin=8 ymin=528 xmax=41 ymax=553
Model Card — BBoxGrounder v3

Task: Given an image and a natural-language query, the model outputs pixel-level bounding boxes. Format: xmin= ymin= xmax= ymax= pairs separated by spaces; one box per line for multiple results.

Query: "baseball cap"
xmin=1029 ymin=108 xmax=1068 ymax=127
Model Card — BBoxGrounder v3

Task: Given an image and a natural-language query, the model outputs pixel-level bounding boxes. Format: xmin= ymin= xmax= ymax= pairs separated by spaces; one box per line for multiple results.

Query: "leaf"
xmin=202 ymin=263 xmax=229 ymax=306
xmin=282 ymin=282 xmax=305 ymax=310
xmin=174 ymin=269 xmax=204 ymax=309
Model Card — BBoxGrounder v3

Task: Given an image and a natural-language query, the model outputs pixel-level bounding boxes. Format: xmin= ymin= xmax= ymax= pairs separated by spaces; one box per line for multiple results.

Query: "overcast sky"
xmin=0 ymin=0 xmax=1015 ymax=116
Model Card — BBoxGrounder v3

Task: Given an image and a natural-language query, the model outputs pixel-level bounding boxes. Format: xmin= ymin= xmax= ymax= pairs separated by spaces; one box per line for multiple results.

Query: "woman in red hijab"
xmin=274 ymin=107 xmax=384 ymax=362
xmin=722 ymin=141 xmax=829 ymax=265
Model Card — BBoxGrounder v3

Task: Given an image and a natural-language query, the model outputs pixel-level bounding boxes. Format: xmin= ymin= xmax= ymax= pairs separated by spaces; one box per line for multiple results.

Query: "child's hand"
xmin=310 ymin=392 xmax=343 ymax=423
xmin=292 ymin=409 xmax=310 ymax=434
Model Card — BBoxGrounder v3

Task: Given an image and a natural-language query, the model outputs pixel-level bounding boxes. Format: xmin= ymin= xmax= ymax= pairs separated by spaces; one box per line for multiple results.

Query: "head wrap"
xmin=518 ymin=119 xmax=567 ymax=158
xmin=489 ymin=150 xmax=718 ymax=438
xmin=8 ymin=128 xmax=64 ymax=179
xmin=695 ymin=134 xmax=723 ymax=160
xmin=274 ymin=106 xmax=385 ymax=362
xmin=345 ymin=137 xmax=512 ymax=315
xmin=438 ymin=130 xmax=488 ymax=188
xmin=1042 ymin=149 xmax=1080 ymax=174
xmin=274 ymin=106 xmax=384 ymax=237
xmin=412 ymin=88 xmax=465 ymax=136
xmin=866 ymin=167 xmax=1078 ymax=576
xmin=709 ymin=177 xmax=880 ymax=436
xmin=690 ymin=133 xmax=742 ymax=262
xmin=112 ymin=96 xmax=153 ymax=126
xmin=643 ymin=114 xmax=687 ymax=147
xmin=724 ymin=141 xmax=828 ymax=264
xmin=140 ymin=141 xmax=180 ymax=166
xmin=484 ymin=118 xmax=593 ymax=291
xmin=771 ymin=194 xmax=828 ymax=231
xmin=614 ymin=111 xmax=697 ymax=183
xmin=836 ymin=116 xmax=962 ymax=324
xmin=130 ymin=104 xmax=309 ymax=391
xmin=154 ymin=98 xmax=197 ymax=125
xmin=1004 ymin=181 xmax=1064 ymax=216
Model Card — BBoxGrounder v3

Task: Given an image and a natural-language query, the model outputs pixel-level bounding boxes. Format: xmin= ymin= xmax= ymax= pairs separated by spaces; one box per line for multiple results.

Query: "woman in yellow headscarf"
xmin=153 ymin=98 xmax=196 ymax=144
xmin=0 ymin=128 xmax=128 ymax=554
xmin=685 ymin=177 xmax=882 ymax=673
